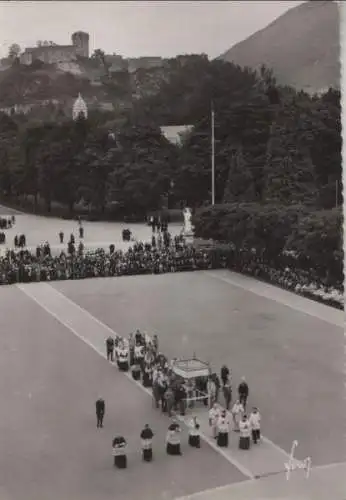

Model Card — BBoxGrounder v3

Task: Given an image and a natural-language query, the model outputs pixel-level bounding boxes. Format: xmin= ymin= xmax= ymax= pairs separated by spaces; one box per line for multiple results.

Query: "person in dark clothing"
xmin=153 ymin=216 xmax=158 ymax=233
xmin=59 ymin=231 xmax=64 ymax=244
xmin=175 ymin=384 xmax=186 ymax=416
xmin=150 ymin=217 xmax=155 ymax=233
xmin=164 ymin=386 xmax=175 ymax=417
xmin=43 ymin=242 xmax=51 ymax=257
xmin=140 ymin=424 xmax=154 ymax=461
xmin=238 ymin=377 xmax=249 ymax=410
xmin=106 ymin=336 xmax=115 ymax=362
xmin=96 ymin=398 xmax=105 ymax=428
xmin=223 ymin=375 xmax=232 ymax=410
xmin=213 ymin=373 xmax=221 ymax=403
xmin=152 ymin=334 xmax=158 ymax=354
xmin=79 ymin=226 xmax=84 ymax=239
xmin=221 ymin=365 xmax=230 ymax=386
xmin=135 ymin=329 xmax=142 ymax=345
xmin=68 ymin=241 xmax=75 ymax=255
xmin=159 ymin=379 xmax=168 ymax=412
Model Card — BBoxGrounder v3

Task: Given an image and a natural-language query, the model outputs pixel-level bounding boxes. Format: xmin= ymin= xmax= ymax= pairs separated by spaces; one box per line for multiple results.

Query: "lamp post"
xmin=169 ymin=179 xmax=175 ymax=211
xmin=187 ymin=103 xmax=217 ymax=205
xmin=211 ymin=103 xmax=215 ymax=206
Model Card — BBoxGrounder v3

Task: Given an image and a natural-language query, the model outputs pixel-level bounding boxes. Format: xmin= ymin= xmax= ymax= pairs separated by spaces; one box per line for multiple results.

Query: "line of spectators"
xmin=225 ymin=248 xmax=343 ymax=309
xmin=0 ymin=222 xmax=342 ymax=310
xmin=0 ymin=235 xmax=218 ymax=285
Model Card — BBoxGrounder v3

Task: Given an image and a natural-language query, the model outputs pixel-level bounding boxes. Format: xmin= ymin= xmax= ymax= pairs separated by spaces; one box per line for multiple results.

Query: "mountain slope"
xmin=219 ymin=1 xmax=340 ymax=93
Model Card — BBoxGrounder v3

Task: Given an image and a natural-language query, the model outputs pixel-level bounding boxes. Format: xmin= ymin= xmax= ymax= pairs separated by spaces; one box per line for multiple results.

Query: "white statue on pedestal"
xmin=183 ymin=207 xmax=193 ymax=236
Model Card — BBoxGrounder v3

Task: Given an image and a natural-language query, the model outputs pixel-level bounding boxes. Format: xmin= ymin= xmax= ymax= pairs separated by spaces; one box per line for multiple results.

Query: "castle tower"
xmin=72 ymin=93 xmax=88 ymax=121
xmin=71 ymin=31 xmax=89 ymax=58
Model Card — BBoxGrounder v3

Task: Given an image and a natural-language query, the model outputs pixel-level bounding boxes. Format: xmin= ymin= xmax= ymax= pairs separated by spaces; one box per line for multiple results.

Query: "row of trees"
xmin=192 ymin=203 xmax=342 ymax=285
xmin=0 ymin=111 xmax=177 ymax=216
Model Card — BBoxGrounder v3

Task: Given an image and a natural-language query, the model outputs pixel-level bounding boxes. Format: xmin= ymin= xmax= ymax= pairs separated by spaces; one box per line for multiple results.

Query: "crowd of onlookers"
xmin=0 ymin=214 xmax=342 ymax=309
xmin=226 ymin=249 xmax=343 ymax=309
xmin=0 ymin=235 xmax=217 ymax=285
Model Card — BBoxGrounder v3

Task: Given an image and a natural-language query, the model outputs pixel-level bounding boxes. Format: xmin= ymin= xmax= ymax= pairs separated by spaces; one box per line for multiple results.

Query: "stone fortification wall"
xmin=20 ymin=46 xmax=78 ymax=65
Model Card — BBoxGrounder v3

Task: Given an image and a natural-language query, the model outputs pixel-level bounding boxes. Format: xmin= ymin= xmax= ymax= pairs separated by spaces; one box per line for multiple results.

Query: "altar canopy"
xmin=171 ymin=358 xmax=210 ymax=379
xmin=172 ymin=358 xmax=211 ymax=407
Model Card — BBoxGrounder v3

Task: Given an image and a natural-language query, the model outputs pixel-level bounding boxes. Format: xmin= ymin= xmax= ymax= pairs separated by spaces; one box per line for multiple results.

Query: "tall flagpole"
xmin=211 ymin=102 xmax=215 ymax=206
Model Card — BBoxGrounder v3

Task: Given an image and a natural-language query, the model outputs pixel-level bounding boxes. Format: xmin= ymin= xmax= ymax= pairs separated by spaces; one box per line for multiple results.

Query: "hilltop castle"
xmin=20 ymin=31 xmax=89 ymax=65
xmin=17 ymin=31 xmax=168 ymax=74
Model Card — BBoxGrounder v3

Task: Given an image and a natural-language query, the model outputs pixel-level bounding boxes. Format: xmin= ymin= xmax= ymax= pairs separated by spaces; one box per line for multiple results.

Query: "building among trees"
xmin=72 ymin=93 xmax=88 ymax=120
xmin=19 ymin=31 xmax=89 ymax=65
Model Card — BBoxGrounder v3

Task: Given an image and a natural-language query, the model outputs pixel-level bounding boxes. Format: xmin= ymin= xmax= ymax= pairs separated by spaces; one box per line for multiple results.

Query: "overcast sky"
xmin=0 ymin=1 xmax=304 ymax=59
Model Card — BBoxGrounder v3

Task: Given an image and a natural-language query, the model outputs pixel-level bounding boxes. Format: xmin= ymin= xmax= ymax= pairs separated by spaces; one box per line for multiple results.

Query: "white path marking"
xmin=204 ymin=271 xmax=343 ymax=328
xmin=17 ymin=282 xmax=257 ymax=479
xmin=174 ymin=462 xmax=346 ymax=500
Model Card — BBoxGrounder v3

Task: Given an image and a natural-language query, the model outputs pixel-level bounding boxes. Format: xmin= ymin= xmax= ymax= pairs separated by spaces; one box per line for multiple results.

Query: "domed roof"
xmin=72 ymin=31 xmax=89 ymax=38
xmin=72 ymin=93 xmax=88 ymax=120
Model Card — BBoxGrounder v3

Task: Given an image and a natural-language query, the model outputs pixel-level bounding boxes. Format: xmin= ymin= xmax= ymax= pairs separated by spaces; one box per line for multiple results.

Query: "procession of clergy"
xmin=102 ymin=330 xmax=261 ymax=469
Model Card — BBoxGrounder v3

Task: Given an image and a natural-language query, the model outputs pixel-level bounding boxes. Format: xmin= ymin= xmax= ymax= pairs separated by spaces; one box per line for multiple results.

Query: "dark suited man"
xmin=96 ymin=398 xmax=105 ymax=428
xmin=220 ymin=365 xmax=230 ymax=386
xmin=106 ymin=336 xmax=115 ymax=362
xmin=238 ymin=377 xmax=249 ymax=410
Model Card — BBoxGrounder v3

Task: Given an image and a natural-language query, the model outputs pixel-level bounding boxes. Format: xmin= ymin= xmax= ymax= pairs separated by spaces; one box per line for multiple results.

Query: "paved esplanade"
xmin=0 ymin=209 xmax=344 ymax=500
xmin=0 ymin=204 xmax=181 ymax=252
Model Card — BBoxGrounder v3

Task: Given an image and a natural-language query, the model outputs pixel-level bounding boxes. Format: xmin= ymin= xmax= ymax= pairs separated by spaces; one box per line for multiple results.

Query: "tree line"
xmin=192 ymin=203 xmax=342 ymax=286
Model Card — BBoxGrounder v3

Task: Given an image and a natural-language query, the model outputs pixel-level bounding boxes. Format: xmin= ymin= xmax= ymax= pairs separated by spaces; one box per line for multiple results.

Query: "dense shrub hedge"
xmin=192 ymin=203 xmax=342 ymax=287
